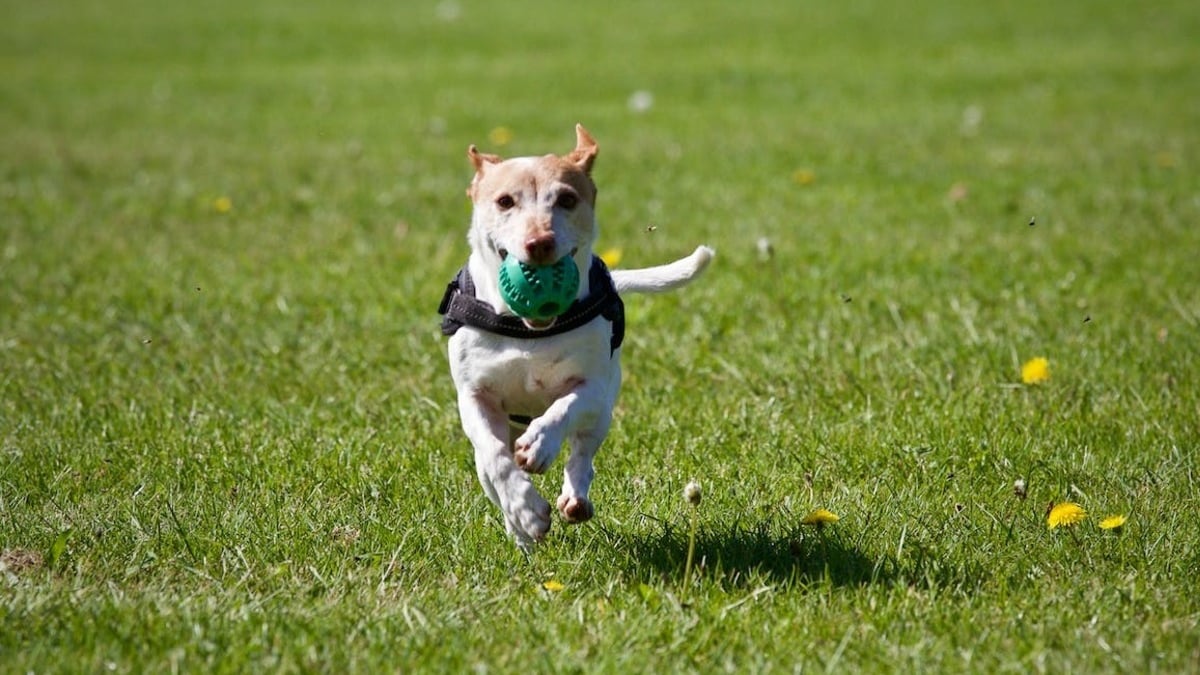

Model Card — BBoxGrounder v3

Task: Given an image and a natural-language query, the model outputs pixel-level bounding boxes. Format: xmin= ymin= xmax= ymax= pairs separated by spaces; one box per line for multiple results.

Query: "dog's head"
xmin=466 ymin=124 xmax=599 ymax=270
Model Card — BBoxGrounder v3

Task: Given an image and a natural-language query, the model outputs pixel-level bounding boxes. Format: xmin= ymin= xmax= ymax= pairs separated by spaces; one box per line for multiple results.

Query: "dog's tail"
xmin=610 ymin=245 xmax=714 ymax=294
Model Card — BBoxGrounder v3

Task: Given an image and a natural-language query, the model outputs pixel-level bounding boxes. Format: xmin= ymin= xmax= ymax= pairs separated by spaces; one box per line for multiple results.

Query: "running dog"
xmin=439 ymin=124 xmax=713 ymax=549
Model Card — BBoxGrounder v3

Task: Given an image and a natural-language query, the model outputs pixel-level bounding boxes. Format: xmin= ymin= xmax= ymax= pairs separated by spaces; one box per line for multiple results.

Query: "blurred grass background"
xmin=2 ymin=0 xmax=1198 ymax=672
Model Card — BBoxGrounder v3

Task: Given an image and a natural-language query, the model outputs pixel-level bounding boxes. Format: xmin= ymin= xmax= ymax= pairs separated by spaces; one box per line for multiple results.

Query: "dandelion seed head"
xmin=756 ymin=237 xmax=773 ymax=261
xmin=627 ymin=90 xmax=654 ymax=113
xmin=435 ymin=1 xmax=462 ymax=22
xmin=684 ymin=481 xmax=702 ymax=506
xmin=960 ymin=104 xmax=984 ymax=135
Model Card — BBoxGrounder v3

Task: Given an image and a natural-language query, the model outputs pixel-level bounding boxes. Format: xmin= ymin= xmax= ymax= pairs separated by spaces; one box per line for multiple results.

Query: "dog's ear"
xmin=565 ymin=124 xmax=598 ymax=174
xmin=467 ymin=144 xmax=503 ymax=198
xmin=468 ymin=144 xmax=503 ymax=173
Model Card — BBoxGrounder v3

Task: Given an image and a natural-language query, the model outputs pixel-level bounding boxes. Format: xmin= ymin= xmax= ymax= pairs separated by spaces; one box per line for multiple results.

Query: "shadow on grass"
xmin=614 ymin=519 xmax=890 ymax=588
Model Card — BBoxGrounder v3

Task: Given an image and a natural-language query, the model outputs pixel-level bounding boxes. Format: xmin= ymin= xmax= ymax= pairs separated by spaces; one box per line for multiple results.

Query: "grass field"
xmin=3 ymin=0 xmax=1199 ymax=671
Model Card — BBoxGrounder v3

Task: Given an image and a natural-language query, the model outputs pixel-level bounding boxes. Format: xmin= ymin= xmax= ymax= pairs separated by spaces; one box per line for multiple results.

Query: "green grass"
xmin=3 ymin=0 xmax=1199 ymax=671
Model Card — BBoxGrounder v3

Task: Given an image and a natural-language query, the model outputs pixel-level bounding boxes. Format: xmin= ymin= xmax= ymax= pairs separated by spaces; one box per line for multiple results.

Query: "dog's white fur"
xmin=447 ymin=124 xmax=713 ymax=549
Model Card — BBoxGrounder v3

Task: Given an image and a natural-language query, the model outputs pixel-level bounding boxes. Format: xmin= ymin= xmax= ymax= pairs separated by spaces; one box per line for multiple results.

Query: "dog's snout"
xmin=524 ymin=234 xmax=557 ymax=264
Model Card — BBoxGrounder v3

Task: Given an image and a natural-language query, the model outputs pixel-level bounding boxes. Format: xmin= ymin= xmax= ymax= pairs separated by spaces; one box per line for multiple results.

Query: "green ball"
xmin=498 ymin=255 xmax=580 ymax=321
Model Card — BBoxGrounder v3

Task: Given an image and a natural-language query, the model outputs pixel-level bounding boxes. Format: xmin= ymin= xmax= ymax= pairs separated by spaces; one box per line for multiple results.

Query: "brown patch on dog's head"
xmin=466 ymin=125 xmax=599 ymax=203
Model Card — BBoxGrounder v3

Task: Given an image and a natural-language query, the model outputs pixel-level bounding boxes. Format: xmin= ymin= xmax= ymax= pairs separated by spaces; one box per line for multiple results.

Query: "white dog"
xmin=439 ymin=124 xmax=713 ymax=549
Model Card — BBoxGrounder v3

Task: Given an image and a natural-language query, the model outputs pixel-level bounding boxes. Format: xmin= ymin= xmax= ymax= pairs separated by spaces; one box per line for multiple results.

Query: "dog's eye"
xmin=495 ymin=194 xmax=515 ymax=210
xmin=555 ymin=192 xmax=579 ymax=210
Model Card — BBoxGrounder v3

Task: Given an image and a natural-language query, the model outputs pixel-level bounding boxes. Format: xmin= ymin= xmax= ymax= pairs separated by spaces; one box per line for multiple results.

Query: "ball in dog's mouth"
xmin=498 ymin=253 xmax=580 ymax=324
xmin=522 ymin=316 xmax=557 ymax=330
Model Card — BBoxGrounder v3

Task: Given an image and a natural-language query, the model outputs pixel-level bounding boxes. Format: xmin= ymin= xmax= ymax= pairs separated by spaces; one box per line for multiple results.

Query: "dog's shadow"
xmin=609 ymin=518 xmax=891 ymax=589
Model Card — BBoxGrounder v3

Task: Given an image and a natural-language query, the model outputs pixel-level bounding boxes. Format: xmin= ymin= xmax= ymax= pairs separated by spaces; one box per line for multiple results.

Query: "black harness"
xmin=438 ymin=255 xmax=625 ymax=355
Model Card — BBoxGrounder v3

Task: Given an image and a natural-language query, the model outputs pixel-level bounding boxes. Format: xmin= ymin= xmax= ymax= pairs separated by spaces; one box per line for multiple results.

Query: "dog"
xmin=439 ymin=124 xmax=713 ymax=550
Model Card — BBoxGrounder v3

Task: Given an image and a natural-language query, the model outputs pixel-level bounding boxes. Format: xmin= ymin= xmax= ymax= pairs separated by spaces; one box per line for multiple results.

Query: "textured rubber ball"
xmin=498 ymin=255 xmax=580 ymax=320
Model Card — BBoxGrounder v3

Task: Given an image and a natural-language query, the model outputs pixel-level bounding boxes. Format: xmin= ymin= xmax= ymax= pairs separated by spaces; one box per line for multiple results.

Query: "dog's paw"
xmin=556 ymin=494 xmax=594 ymax=524
xmin=506 ymin=492 xmax=552 ymax=549
xmin=514 ymin=427 xmax=563 ymax=474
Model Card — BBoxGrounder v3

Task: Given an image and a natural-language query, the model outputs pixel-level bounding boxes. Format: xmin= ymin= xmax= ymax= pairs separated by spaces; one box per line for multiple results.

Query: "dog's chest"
xmin=496 ymin=350 xmax=585 ymax=410
xmin=449 ymin=324 xmax=615 ymax=415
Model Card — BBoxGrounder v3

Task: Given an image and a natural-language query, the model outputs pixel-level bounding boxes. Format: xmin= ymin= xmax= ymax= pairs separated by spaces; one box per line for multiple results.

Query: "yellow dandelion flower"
xmin=791 ymin=169 xmax=816 ymax=186
xmin=213 ymin=196 xmax=233 ymax=213
xmin=1047 ymin=502 xmax=1086 ymax=529
xmin=541 ymin=579 xmax=564 ymax=592
xmin=488 ymin=126 xmax=514 ymax=147
xmin=1021 ymin=357 xmax=1050 ymax=385
xmin=801 ymin=508 xmax=840 ymax=526
xmin=1099 ymin=514 xmax=1127 ymax=531
xmin=599 ymin=247 xmax=623 ymax=268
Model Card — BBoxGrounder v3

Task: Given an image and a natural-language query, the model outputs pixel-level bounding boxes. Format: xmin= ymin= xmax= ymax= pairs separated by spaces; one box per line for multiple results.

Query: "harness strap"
xmin=438 ymin=256 xmax=624 ymax=354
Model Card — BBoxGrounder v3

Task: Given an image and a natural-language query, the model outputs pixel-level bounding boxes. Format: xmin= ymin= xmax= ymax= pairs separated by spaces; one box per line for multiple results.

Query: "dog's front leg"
xmin=513 ymin=382 xmax=592 ymax=474
xmin=514 ymin=381 xmax=611 ymax=522
xmin=555 ymin=410 xmax=611 ymax=524
xmin=457 ymin=389 xmax=551 ymax=550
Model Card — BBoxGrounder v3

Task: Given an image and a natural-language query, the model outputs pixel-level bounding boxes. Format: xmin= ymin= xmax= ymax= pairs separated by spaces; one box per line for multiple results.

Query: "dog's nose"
xmin=524 ymin=233 xmax=557 ymax=264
